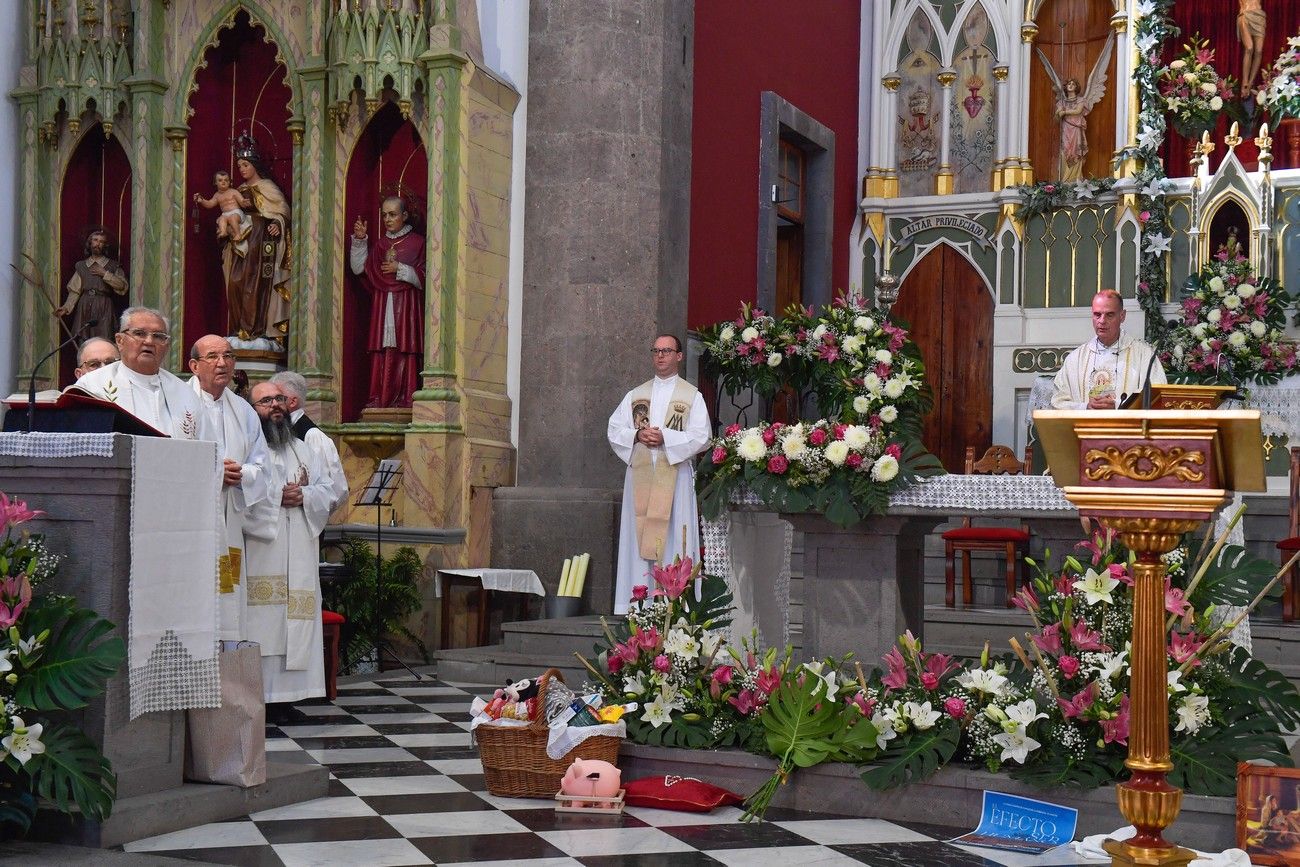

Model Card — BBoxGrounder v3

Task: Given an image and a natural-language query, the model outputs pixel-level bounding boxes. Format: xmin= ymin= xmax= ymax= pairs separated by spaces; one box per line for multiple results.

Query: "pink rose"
xmin=724 ymin=423 xmax=741 ymax=437
xmin=653 ymin=654 xmax=671 ymax=673
xmin=761 ymin=427 xmax=777 ymax=446
xmin=832 ymin=424 xmax=847 ymax=440
xmin=943 ymin=696 xmax=967 ymax=719
xmin=767 ymin=455 xmax=789 ymax=474
xmin=631 ymin=585 xmax=648 ymax=602
xmin=711 ymin=446 xmax=728 ymax=464
xmin=809 ymin=428 xmax=827 ymax=446
xmin=607 ymin=654 xmax=624 ymax=675
xmin=1044 ymin=184 xmax=1056 ymax=193
xmin=885 ymin=443 xmax=902 ymax=459
xmin=920 ymin=672 xmax=939 ymax=691
xmin=712 ymin=665 xmax=734 ymax=685
xmin=1058 ymin=654 xmax=1080 ymax=679
xmin=846 ymin=453 xmax=864 ymax=469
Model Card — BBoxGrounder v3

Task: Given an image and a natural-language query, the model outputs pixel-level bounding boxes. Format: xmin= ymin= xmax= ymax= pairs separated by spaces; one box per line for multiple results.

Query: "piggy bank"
xmin=560 ymin=758 xmax=621 ymax=803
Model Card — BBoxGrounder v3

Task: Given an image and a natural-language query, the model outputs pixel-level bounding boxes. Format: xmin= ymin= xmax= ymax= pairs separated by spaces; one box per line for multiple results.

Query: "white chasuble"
xmin=72 ymin=361 xmax=214 ymax=440
xmin=607 ymin=375 xmax=711 ymax=615
xmin=1050 ymin=334 xmax=1166 ymax=410
xmin=191 ymin=381 xmax=271 ymax=640
xmin=243 ymin=438 xmax=330 ymax=703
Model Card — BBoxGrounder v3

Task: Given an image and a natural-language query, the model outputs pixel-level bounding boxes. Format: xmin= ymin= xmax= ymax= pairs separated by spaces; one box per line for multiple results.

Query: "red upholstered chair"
xmin=942 ymin=445 xmax=1033 ymax=608
xmin=322 ymin=609 xmax=346 ymax=700
xmin=1274 ymin=446 xmax=1300 ymax=622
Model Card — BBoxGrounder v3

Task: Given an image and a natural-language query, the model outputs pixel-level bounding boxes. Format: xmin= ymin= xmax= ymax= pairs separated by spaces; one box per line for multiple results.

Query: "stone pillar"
xmin=493 ymin=0 xmax=695 ymax=613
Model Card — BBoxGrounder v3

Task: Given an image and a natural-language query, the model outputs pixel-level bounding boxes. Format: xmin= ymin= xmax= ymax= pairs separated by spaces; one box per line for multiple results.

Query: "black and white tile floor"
xmin=122 ymin=676 xmax=1099 ymax=867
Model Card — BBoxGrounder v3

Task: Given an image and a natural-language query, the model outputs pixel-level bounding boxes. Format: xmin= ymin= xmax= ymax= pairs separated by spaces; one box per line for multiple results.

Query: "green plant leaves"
xmin=1009 ymin=753 xmax=1124 ymax=790
xmin=1170 ymin=706 xmax=1291 ymax=797
xmin=22 ymin=723 xmax=116 ymax=822
xmin=1214 ymin=647 xmax=1300 ymax=732
xmin=325 ymin=540 xmax=428 ymax=672
xmin=14 ymin=600 xmax=124 ymax=712
xmin=859 ymin=723 xmax=959 ymax=790
xmin=1184 ymin=543 xmax=1279 ymax=608
xmin=760 ymin=674 xmax=878 ymax=769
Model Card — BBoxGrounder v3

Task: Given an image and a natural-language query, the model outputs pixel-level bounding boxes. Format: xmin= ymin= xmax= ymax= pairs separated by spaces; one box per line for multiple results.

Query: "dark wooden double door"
xmin=891 ymin=246 xmax=993 ymax=472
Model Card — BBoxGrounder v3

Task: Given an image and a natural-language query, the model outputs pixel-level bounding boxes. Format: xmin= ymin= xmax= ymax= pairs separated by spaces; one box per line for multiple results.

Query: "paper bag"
xmin=185 ymin=640 xmax=266 ymax=787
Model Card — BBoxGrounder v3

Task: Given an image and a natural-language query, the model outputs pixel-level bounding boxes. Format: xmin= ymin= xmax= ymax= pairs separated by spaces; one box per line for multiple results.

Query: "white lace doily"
xmin=0 ymin=431 xmax=116 ymax=459
xmin=888 ymin=474 xmax=1073 ymax=511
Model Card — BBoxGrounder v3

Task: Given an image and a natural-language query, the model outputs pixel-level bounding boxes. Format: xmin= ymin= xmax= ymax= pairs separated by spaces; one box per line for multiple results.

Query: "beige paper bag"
xmin=185 ymin=641 xmax=266 ymax=787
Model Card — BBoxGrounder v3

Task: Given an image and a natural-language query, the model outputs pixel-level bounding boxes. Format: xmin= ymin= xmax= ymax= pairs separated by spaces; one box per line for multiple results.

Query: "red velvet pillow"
xmin=623 ymin=775 xmax=744 ymax=812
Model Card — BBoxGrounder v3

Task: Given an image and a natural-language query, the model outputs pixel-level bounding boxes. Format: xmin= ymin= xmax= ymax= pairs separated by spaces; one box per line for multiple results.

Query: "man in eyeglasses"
xmin=269 ymin=370 xmax=349 ymax=514
xmin=243 ymin=381 xmax=330 ymax=712
xmin=606 ymin=334 xmax=711 ymax=613
xmin=71 ymin=306 xmax=214 ymax=440
xmin=188 ymin=334 xmax=271 ymax=640
xmin=73 ymin=337 xmax=119 ymax=380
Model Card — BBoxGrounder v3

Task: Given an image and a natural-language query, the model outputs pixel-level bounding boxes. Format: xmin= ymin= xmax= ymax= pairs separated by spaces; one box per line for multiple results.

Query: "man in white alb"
xmin=71 ymin=307 xmax=215 ymax=441
xmin=607 ymin=334 xmax=711 ymax=615
xmin=269 ymin=370 xmax=349 ymax=513
xmin=1051 ymin=289 xmax=1165 ymax=409
xmin=188 ymin=334 xmax=271 ymax=640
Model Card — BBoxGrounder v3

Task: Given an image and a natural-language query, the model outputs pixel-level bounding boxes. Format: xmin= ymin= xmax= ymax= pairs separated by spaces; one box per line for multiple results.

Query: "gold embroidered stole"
xmin=629 ymin=378 xmax=697 ymax=561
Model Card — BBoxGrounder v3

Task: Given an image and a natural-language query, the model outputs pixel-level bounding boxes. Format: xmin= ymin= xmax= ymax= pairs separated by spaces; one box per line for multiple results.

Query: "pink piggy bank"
xmin=560 ymin=758 xmax=621 ymax=803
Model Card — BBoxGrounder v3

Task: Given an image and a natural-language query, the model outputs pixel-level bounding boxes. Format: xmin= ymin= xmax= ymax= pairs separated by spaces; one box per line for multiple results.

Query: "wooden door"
xmin=891 ymin=246 xmax=992 ymax=472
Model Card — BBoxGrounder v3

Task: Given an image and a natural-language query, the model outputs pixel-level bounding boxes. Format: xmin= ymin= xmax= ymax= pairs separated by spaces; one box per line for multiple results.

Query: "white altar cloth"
xmin=434 ymin=568 xmax=545 ymax=597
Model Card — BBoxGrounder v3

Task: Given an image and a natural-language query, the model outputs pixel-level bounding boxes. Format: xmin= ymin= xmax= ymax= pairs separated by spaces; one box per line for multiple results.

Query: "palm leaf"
xmin=24 ymin=723 xmax=116 ymax=821
xmin=0 ymin=783 xmax=35 ymax=834
xmin=859 ymin=723 xmax=960 ymax=790
xmin=15 ymin=605 xmax=125 ymax=712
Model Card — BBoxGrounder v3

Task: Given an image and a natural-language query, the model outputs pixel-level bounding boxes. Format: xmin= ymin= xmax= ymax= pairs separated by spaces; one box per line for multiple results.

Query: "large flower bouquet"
xmin=1257 ymin=34 xmax=1300 ymax=120
xmin=697 ymin=420 xmax=941 ymax=527
xmin=697 ymin=303 xmax=795 ymax=399
xmin=1159 ymin=246 xmax=1298 ymax=385
xmin=1157 ymin=35 xmax=1235 ymax=139
xmin=0 ymin=494 xmax=125 ymax=833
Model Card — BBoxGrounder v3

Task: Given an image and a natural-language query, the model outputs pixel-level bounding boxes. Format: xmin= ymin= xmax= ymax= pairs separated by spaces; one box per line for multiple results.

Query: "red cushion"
xmin=1277 ymin=537 xmax=1300 ymax=551
xmin=623 ymin=775 xmax=744 ymax=813
xmin=321 ymin=609 xmax=346 ymax=625
xmin=942 ymin=527 xmax=1029 ymax=542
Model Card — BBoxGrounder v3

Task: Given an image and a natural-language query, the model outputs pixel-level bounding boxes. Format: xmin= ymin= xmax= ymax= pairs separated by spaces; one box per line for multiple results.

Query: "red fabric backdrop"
xmin=183 ymin=10 xmax=293 ymax=353
xmin=342 ymin=102 xmax=428 ymax=421
xmin=58 ymin=124 xmax=131 ymax=385
xmin=1165 ymin=2 xmax=1300 ymax=175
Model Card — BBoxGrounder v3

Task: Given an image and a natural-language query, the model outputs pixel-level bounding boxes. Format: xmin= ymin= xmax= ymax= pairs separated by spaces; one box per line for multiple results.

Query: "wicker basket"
xmin=474 ymin=668 xmax=622 ymax=798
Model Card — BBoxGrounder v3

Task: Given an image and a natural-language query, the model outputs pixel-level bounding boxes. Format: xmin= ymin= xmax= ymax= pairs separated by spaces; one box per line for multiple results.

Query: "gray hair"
xmin=269 ymin=370 xmax=308 ymax=403
xmin=119 ymin=306 xmax=171 ymax=334
xmin=77 ymin=337 xmax=118 ymax=365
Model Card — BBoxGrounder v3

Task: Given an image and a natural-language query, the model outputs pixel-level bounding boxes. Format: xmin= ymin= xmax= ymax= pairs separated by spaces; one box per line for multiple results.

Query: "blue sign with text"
xmin=952 ymin=790 xmax=1079 ymax=854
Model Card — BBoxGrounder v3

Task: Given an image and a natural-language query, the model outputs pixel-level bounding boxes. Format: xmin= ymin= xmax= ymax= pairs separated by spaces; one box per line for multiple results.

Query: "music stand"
xmin=354 ymin=460 xmax=421 ymax=680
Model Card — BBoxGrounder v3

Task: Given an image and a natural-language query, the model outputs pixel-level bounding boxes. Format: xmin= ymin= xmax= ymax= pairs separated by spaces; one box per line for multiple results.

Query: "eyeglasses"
xmin=121 ymin=328 xmax=171 ymax=343
xmin=196 ymin=352 xmax=236 ymax=364
xmin=78 ymin=359 xmax=114 ymax=371
xmin=650 ymin=348 xmax=679 ymax=356
xmin=253 ymin=394 xmax=288 ymax=407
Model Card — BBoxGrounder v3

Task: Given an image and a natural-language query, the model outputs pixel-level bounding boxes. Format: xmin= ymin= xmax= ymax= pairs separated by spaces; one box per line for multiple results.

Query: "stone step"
xmin=501 ymin=614 xmax=616 ymax=656
xmin=433 ymin=644 xmax=593 ymax=690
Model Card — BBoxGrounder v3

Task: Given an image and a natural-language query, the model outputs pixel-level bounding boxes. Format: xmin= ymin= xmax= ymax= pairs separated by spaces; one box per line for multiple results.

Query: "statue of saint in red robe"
xmin=350 ymin=197 xmax=425 ymax=408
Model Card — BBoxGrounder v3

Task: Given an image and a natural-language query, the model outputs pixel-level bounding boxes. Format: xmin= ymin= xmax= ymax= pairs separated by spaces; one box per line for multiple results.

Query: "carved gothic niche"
xmin=1027 ymin=0 xmax=1118 ymax=181
xmin=326 ymin=1 xmax=430 ymax=129
xmin=894 ymin=8 xmax=942 ymax=198
xmin=33 ymin=0 xmax=134 ymax=146
xmin=951 ymin=2 xmax=999 ymax=193
xmin=1189 ymin=132 xmax=1274 ymax=279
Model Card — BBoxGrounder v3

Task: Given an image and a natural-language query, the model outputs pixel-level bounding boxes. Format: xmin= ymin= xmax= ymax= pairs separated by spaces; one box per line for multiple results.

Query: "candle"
xmin=572 ymin=553 xmax=590 ymax=597
xmin=557 ymin=558 xmax=571 ymax=597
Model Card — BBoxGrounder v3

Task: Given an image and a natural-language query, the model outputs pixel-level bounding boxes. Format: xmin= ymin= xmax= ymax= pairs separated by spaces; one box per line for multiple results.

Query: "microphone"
xmin=26 ymin=319 xmax=99 ymax=433
xmin=1138 ymin=350 xmax=1160 ymax=410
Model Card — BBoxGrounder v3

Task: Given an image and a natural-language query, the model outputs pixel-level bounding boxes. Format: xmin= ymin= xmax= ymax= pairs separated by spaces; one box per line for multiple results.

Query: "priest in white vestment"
xmin=71 ymin=307 xmax=215 ymax=441
xmin=188 ymin=335 xmax=271 ymax=640
xmin=1051 ymin=289 xmax=1166 ymax=410
xmin=270 ymin=370 xmax=350 ymax=512
xmin=243 ymin=381 xmax=329 ymax=704
xmin=607 ymin=334 xmax=711 ymax=614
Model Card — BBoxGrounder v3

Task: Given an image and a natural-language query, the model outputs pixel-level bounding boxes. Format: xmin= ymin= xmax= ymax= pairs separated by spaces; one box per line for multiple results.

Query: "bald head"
xmin=187 ymin=334 xmax=236 ymax=397
xmin=75 ymin=337 xmax=119 ymax=379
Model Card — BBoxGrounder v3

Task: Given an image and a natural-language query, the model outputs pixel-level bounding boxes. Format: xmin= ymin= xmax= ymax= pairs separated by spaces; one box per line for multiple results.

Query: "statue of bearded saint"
xmin=1035 ymin=31 xmax=1116 ymax=181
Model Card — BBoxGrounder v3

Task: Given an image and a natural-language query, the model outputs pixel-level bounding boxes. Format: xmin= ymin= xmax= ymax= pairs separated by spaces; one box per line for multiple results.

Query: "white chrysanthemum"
xmin=863 ymin=372 xmax=882 ymax=395
xmin=852 ymin=395 xmax=871 ymax=414
xmin=843 ymin=425 xmax=870 ymax=450
xmin=883 ymin=378 xmax=906 ymax=400
xmin=1199 ymin=82 xmax=1217 ymax=95
xmin=871 ymin=454 xmax=899 ymax=482
xmin=1223 ymin=294 xmax=1241 ymax=310
xmin=1208 ymin=276 xmax=1225 ymax=294
xmin=1228 ymin=331 xmax=1247 ymax=349
xmin=741 ymin=326 xmax=759 ymax=342
xmin=737 ymin=434 xmax=767 ymax=462
xmin=842 ymin=335 xmax=864 ymax=355
xmin=719 ymin=325 xmax=735 ymax=342
xmin=1210 ymin=95 xmax=1223 ymax=111
xmin=1237 ymin=283 xmax=1257 ymax=299
xmin=874 ymin=349 xmax=892 ymax=364
xmin=1169 ymin=59 xmax=1186 ymax=70
xmin=782 ymin=434 xmax=808 ymax=460
xmin=1192 ymin=323 xmax=1208 ymax=338
xmin=879 ymin=405 xmax=898 ymax=424
xmin=767 ymin=351 xmax=782 ymax=367
xmin=1250 ymin=320 xmax=1267 ymax=338
xmin=1207 ymin=309 xmax=1222 ymax=324
xmin=1173 ymin=344 xmax=1184 ymax=358
xmin=854 ymin=315 xmax=875 ymax=332
xmin=825 ymin=440 xmax=850 ymax=467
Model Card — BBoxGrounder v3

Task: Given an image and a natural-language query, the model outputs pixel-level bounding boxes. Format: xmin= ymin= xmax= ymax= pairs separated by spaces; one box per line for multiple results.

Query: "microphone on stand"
xmin=26 ymin=319 xmax=99 ymax=433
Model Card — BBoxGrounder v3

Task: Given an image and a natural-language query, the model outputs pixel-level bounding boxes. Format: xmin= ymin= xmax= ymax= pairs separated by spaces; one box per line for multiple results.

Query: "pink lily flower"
xmin=755 ymin=666 xmax=781 ymax=696
xmin=1100 ymin=695 xmax=1130 ymax=746
xmin=1031 ymin=622 xmax=1063 ymax=657
xmin=1069 ymin=621 xmax=1107 ymax=652
xmin=1168 ymin=631 xmax=1204 ymax=667
xmin=1057 ymin=683 xmax=1096 ymax=719
xmin=0 ymin=493 xmax=43 ymax=532
xmin=652 ymin=558 xmax=695 ymax=600
xmin=881 ymin=646 xmax=909 ymax=690
xmin=0 ymin=573 xmax=31 ymax=630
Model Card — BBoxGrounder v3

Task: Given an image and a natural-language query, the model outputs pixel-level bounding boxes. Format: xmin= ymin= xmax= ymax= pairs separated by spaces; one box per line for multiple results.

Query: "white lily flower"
xmin=16 ymin=636 xmax=40 ymax=657
xmin=1073 ymin=567 xmax=1120 ymax=605
xmin=1167 ymin=670 xmax=1186 ymax=695
xmin=1005 ymin=699 xmax=1047 ymax=728
xmin=1174 ymin=694 xmax=1210 ymax=734
xmin=904 ymin=700 xmax=941 ymax=731
xmin=664 ymin=628 xmax=699 ymax=659
xmin=1073 ymin=181 xmax=1095 ymax=200
xmin=1139 ymin=178 xmax=1168 ymax=198
xmin=956 ymin=668 xmax=1009 ymax=696
xmin=1137 ymin=126 xmax=1164 ymax=151
xmin=871 ymin=711 xmax=898 ymax=750
xmin=623 ymin=672 xmax=646 ymax=696
xmin=641 ymin=697 xmax=673 ymax=728
xmin=992 ymin=727 xmax=1041 ymax=764
xmin=1094 ymin=650 xmax=1129 ymax=682
xmin=699 ymin=631 xmax=723 ymax=659
xmin=1 ymin=717 xmax=45 ymax=765
xmin=1135 ymin=0 xmax=1155 ymax=19
xmin=0 ymin=650 xmax=12 ymax=675
xmin=1137 ymin=33 xmax=1158 ymax=54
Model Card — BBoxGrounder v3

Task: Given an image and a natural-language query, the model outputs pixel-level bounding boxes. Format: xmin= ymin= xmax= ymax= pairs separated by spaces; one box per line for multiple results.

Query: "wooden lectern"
xmin=1034 ymin=405 xmax=1264 ymax=867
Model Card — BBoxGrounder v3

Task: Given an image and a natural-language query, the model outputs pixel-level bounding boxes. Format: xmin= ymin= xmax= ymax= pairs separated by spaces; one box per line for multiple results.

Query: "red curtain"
xmin=1165 ymin=2 xmax=1300 ymax=174
xmin=183 ymin=10 xmax=293 ymax=353
xmin=342 ymin=102 xmax=428 ymax=420
xmin=58 ymin=124 xmax=131 ymax=385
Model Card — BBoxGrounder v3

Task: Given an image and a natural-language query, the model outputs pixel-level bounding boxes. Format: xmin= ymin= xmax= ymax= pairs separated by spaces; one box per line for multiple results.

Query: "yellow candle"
xmin=573 ymin=553 xmax=590 ymax=597
xmin=558 ymin=557 xmax=572 ymax=597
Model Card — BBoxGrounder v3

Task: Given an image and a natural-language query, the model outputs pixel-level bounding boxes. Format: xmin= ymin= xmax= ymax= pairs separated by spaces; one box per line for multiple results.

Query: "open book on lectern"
xmin=2 ymin=387 xmax=168 ymax=436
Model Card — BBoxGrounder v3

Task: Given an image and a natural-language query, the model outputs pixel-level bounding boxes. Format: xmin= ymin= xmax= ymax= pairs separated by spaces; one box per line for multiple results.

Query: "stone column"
xmin=493 ymin=0 xmax=695 ymax=613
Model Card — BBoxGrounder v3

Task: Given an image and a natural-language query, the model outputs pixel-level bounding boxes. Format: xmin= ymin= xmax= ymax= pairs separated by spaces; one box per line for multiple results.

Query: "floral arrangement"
xmin=1158 ymin=244 xmax=1298 ymax=385
xmin=0 ymin=493 xmax=125 ymax=833
xmin=1157 ymin=35 xmax=1236 ymax=139
xmin=697 ymin=303 xmax=794 ymax=399
xmin=1014 ymin=178 xmax=1117 ymax=222
xmin=1256 ymin=34 xmax=1300 ymax=120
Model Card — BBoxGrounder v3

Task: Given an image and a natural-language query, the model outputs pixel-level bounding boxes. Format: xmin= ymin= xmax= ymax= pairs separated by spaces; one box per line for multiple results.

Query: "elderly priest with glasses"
xmin=606 ymin=334 xmax=711 ymax=614
xmin=70 ymin=306 xmax=215 ymax=441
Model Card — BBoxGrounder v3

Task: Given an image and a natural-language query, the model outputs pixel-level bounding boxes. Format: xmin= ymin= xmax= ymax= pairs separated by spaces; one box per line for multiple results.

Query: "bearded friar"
xmin=242 ymin=381 xmax=330 ymax=706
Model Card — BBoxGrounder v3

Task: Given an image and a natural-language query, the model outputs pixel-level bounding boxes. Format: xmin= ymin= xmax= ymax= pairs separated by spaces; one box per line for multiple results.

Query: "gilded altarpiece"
xmin=10 ymin=0 xmax=519 ymax=648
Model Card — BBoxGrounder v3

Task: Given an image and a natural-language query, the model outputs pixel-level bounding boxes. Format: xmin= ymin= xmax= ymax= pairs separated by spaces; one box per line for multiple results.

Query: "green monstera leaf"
xmin=1170 ymin=706 xmax=1291 ymax=796
xmin=859 ymin=722 xmax=960 ymax=790
xmin=23 ymin=723 xmax=117 ymax=822
xmin=14 ymin=599 xmax=125 ymax=712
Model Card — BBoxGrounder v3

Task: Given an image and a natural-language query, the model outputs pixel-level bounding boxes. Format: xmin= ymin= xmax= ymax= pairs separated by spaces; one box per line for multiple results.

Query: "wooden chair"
xmin=942 ymin=445 xmax=1033 ymax=608
xmin=1274 ymin=446 xmax=1300 ymax=621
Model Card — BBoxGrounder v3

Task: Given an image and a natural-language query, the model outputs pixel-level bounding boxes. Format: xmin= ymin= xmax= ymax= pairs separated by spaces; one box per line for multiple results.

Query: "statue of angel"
xmin=1035 ymin=31 xmax=1116 ymax=181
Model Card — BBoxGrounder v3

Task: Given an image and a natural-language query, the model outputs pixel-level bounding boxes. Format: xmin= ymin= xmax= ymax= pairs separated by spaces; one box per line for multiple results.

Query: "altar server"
xmin=1051 ymin=290 xmax=1165 ymax=410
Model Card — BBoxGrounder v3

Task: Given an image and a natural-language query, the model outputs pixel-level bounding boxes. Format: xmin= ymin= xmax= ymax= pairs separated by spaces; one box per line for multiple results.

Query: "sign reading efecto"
xmin=895 ymin=214 xmax=991 ymax=250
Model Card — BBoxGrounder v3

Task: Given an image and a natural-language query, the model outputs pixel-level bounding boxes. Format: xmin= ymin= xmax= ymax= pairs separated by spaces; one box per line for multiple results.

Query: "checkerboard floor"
xmin=122 ymin=676 xmax=1100 ymax=866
